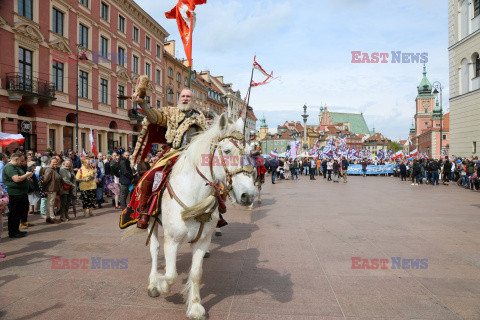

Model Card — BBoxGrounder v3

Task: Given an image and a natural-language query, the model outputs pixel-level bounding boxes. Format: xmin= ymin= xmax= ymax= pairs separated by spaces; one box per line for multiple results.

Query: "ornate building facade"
xmin=448 ymin=0 xmax=480 ymax=156
xmin=0 ymin=0 xmax=168 ymax=153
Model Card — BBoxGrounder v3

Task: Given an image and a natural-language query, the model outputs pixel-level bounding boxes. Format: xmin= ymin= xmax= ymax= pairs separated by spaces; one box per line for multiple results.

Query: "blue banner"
xmin=347 ymin=164 xmax=394 ymax=175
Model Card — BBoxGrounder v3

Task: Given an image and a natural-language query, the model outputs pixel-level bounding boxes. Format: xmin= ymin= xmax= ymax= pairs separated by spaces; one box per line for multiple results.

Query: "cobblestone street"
xmin=1 ymin=175 xmax=480 ymax=319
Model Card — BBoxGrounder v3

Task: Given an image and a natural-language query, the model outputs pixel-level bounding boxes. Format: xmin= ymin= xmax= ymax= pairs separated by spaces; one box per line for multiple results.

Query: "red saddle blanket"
xmin=119 ymin=154 xmax=179 ymax=229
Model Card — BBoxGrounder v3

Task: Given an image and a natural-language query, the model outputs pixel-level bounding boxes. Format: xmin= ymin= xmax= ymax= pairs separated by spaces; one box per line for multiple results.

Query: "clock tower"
xmin=414 ymin=63 xmax=435 ymax=136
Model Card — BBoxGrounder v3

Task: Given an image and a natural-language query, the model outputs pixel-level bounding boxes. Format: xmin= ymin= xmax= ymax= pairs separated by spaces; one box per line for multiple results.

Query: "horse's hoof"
xmin=215 ymin=231 xmax=222 ymax=237
xmin=204 ymin=252 xmax=210 ymax=258
xmin=248 ymin=206 xmax=253 ymax=211
xmin=257 ymin=200 xmax=262 ymax=204
xmin=147 ymin=287 xmax=160 ymax=297
xmin=187 ymin=303 xmax=206 ymax=320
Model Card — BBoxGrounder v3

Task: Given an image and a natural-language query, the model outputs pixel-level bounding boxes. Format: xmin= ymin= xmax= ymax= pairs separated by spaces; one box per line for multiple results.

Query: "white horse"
xmin=143 ymin=114 xmax=256 ymax=319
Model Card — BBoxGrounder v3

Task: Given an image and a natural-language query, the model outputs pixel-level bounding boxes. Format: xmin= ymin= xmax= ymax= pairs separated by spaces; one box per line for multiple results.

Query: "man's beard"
xmin=178 ymin=101 xmax=193 ymax=112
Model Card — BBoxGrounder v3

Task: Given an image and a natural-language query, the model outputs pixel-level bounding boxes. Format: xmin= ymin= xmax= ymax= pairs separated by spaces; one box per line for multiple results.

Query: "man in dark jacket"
xmin=399 ymin=161 xmax=407 ymax=181
xmin=119 ymin=152 xmax=133 ymax=209
xmin=429 ymin=160 xmax=439 ymax=185
xmin=270 ymin=157 xmax=279 ymax=184
xmin=443 ymin=158 xmax=452 ymax=185
xmin=466 ymin=158 xmax=475 ymax=189
xmin=321 ymin=159 xmax=327 ymax=179
xmin=341 ymin=157 xmax=349 ymax=183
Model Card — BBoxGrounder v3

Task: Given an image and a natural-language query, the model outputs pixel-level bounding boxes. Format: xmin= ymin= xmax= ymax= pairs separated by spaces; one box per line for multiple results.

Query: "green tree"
xmin=389 ymin=142 xmax=402 ymax=153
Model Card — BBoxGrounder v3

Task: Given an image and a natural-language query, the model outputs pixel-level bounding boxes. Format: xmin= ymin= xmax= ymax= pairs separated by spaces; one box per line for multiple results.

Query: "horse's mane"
xmin=172 ymin=116 xmax=239 ymax=175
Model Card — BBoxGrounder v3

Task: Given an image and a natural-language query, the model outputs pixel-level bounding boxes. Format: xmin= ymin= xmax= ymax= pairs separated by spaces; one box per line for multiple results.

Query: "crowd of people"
xmin=393 ymin=156 xmax=480 ymax=189
xmin=263 ymin=155 xmax=480 ymax=190
xmin=264 ymin=157 xmax=352 ymax=183
xmin=0 ymin=147 xmax=158 ymax=256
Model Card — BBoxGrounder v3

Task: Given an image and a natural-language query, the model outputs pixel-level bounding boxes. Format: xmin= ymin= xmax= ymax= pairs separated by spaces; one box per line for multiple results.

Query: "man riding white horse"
xmin=119 ymin=76 xmax=227 ymax=230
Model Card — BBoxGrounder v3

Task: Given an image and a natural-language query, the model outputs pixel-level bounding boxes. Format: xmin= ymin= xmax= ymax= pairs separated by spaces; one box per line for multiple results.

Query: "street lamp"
xmin=301 ymin=104 xmax=309 ymax=153
xmin=432 ymin=81 xmax=443 ymax=158
xmin=75 ymin=45 xmax=88 ymax=154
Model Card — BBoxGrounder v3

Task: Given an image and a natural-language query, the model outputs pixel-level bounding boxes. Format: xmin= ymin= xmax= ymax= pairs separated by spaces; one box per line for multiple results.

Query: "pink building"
xmin=0 ymin=0 xmax=168 ymax=153
xmin=410 ymin=65 xmax=449 ymax=159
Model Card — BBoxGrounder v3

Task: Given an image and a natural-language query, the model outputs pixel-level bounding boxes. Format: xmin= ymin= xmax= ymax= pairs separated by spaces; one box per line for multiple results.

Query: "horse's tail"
xmin=121 ymin=222 xmax=149 ymax=240
xmin=181 ymin=194 xmax=216 ymax=221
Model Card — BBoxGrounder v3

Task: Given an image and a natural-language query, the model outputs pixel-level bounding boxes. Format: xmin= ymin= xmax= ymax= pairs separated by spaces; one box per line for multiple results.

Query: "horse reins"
xmin=165 ymin=130 xmax=254 ymax=244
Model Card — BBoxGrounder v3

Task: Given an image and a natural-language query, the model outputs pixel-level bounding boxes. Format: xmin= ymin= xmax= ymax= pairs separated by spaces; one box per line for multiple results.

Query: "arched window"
xmin=474 ymin=52 xmax=480 ymax=78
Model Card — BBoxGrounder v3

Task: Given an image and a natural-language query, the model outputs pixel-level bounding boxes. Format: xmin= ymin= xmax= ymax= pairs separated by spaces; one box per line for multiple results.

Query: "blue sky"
xmin=136 ymin=0 xmax=448 ymax=140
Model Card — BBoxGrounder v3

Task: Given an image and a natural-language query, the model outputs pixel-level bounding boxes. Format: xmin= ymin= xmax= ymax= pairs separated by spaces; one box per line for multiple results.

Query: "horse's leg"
xmin=158 ymin=234 xmax=179 ymax=294
xmin=257 ymin=183 xmax=262 ymax=204
xmin=147 ymin=220 xmax=161 ymax=297
xmin=183 ymin=236 xmax=211 ymax=320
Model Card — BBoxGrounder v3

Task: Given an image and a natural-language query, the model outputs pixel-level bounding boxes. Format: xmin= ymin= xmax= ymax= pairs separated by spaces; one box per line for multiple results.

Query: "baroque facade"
xmin=0 ymin=0 xmax=168 ymax=153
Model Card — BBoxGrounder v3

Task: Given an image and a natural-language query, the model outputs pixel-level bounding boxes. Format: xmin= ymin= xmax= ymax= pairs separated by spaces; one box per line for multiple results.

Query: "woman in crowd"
xmin=59 ymin=159 xmax=76 ymax=221
xmin=93 ymin=160 xmax=104 ymax=208
xmin=290 ymin=158 xmax=298 ymax=180
xmin=326 ymin=159 xmax=333 ymax=181
xmin=0 ymin=185 xmax=8 ymax=258
xmin=75 ymin=158 xmax=97 ymax=217
xmin=27 ymin=161 xmax=40 ymax=216
xmin=332 ymin=159 xmax=340 ymax=183
xmin=284 ymin=158 xmax=291 ymax=180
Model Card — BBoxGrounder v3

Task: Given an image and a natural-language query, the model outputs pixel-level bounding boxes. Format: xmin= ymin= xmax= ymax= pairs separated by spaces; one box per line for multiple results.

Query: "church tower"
xmin=414 ymin=64 xmax=435 ymax=135
xmin=259 ymin=114 xmax=268 ymax=140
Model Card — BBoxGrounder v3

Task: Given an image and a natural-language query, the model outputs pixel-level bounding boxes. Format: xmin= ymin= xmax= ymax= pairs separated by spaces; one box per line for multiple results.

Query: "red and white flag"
xmin=409 ymin=149 xmax=418 ymax=157
xmin=0 ymin=132 xmax=24 ymax=147
xmin=81 ymin=149 xmax=87 ymax=157
xmin=165 ymin=0 xmax=207 ymax=67
xmin=89 ymin=129 xmax=98 ymax=155
xmin=251 ymin=55 xmax=275 ymax=87
xmin=392 ymin=150 xmax=403 ymax=160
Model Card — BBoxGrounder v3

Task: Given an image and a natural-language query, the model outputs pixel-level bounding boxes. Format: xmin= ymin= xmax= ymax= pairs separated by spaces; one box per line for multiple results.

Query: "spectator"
xmin=119 ymin=151 xmax=133 ymax=209
xmin=26 ymin=161 xmax=40 ymax=216
xmin=0 ymin=185 xmax=8 ymax=257
xmin=316 ymin=158 xmax=322 ymax=176
xmin=399 ymin=161 xmax=407 ymax=181
xmin=322 ymin=159 xmax=328 ymax=179
xmin=108 ymin=152 xmax=121 ymax=209
xmin=69 ymin=151 xmax=81 ymax=173
xmin=59 ymin=159 xmax=76 ymax=221
xmin=76 ymin=158 xmax=97 ymax=217
xmin=2 ymin=152 xmax=32 ymax=238
xmin=341 ymin=156 xmax=349 ymax=183
xmin=41 ymin=157 xmax=63 ymax=224
xmin=0 ymin=153 xmax=8 ymax=189
xmin=93 ymin=160 xmax=104 ymax=208
xmin=332 ymin=159 xmax=340 ymax=183
xmin=309 ymin=158 xmax=316 ymax=180
xmin=270 ymin=157 xmax=279 ymax=184
xmin=361 ymin=159 xmax=368 ymax=177
xmin=443 ymin=158 xmax=452 ymax=185
xmin=327 ymin=159 xmax=333 ymax=181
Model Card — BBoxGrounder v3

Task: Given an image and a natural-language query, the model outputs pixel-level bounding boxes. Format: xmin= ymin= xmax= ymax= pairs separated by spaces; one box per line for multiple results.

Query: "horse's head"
xmin=211 ymin=114 xmax=256 ymax=206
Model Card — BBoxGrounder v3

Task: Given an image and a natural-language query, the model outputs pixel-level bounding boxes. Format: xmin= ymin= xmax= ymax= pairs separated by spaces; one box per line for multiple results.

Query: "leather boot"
xmin=138 ymin=179 xmax=154 ymax=213
xmin=216 ymin=214 xmax=228 ymax=228
xmin=137 ymin=214 xmax=149 ymax=229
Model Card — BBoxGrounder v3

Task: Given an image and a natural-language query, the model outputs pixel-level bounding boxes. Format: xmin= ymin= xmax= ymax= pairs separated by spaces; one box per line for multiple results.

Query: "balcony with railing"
xmin=128 ymin=108 xmax=144 ymax=125
xmin=5 ymin=72 xmax=56 ymax=106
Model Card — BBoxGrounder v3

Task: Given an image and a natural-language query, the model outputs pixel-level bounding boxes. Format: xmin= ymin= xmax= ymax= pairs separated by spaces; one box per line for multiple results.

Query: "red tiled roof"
xmin=247 ymin=109 xmax=257 ymax=120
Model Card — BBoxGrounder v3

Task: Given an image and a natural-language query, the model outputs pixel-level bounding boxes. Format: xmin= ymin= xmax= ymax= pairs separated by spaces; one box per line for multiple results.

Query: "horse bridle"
xmin=202 ymin=130 xmax=255 ymax=194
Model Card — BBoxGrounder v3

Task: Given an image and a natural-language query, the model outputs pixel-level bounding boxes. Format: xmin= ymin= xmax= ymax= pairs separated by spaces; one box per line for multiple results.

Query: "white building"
xmin=448 ymin=0 xmax=480 ymax=156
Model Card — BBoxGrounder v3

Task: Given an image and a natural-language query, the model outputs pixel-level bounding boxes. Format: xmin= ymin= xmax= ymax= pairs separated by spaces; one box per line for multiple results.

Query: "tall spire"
xmin=418 ymin=63 xmax=432 ymax=95
xmin=423 ymin=62 xmax=427 ymax=76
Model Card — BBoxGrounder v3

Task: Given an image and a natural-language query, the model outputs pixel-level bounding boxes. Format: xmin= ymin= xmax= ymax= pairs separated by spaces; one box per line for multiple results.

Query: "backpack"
xmin=111 ymin=160 xmax=120 ymax=178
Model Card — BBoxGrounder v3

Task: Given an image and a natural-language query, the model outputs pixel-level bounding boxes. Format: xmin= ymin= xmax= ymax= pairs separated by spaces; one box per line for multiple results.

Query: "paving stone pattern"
xmin=0 ymin=175 xmax=479 ymax=319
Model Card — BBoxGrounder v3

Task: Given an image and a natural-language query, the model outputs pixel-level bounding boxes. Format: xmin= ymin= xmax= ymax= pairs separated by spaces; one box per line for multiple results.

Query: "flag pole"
xmin=242 ymin=64 xmax=255 ymax=138
xmin=187 ymin=66 xmax=191 ymax=88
